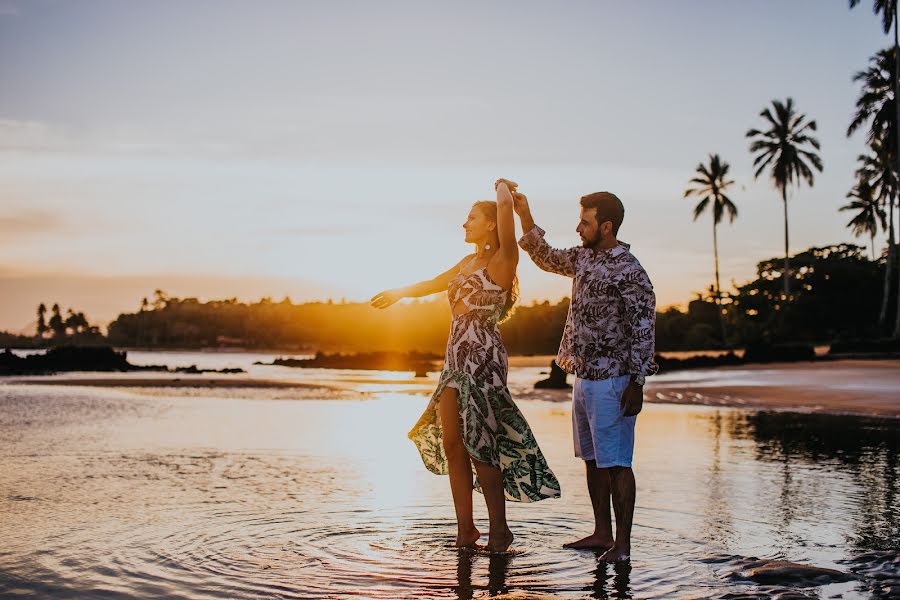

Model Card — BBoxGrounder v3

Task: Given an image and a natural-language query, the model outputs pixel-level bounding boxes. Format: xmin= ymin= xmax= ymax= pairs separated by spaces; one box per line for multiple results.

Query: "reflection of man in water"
xmin=514 ymin=188 xmax=658 ymax=562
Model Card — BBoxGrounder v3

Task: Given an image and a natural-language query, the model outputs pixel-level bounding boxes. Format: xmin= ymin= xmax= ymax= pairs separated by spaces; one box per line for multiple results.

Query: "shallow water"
xmin=1 ymin=353 xmax=898 ymax=598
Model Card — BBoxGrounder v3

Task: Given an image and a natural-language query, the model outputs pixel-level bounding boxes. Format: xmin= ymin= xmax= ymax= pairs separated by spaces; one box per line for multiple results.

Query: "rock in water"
xmin=535 ymin=361 xmax=571 ymax=389
xmin=730 ymin=559 xmax=854 ymax=585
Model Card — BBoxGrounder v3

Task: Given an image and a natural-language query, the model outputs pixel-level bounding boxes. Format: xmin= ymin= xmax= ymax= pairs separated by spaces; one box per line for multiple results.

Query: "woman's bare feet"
xmin=598 ymin=544 xmax=630 ymax=563
xmin=486 ymin=527 xmax=514 ymax=553
xmin=456 ymin=527 xmax=481 ymax=548
xmin=563 ymin=533 xmax=615 ymax=550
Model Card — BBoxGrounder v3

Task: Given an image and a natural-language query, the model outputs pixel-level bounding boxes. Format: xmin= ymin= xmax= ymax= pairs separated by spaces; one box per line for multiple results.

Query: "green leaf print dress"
xmin=408 ymin=267 xmax=561 ymax=502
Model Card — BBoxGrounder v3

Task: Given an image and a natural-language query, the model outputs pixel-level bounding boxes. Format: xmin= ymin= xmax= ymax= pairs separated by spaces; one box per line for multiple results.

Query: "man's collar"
xmin=591 ymin=241 xmax=630 ymax=256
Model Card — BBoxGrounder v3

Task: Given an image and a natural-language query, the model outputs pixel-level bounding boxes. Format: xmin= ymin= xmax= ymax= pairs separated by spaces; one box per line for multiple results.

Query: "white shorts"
xmin=572 ymin=375 xmax=636 ymax=468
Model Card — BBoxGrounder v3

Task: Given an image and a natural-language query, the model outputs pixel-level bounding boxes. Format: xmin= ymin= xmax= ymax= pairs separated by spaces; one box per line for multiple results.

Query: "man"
xmin=512 ymin=186 xmax=658 ymax=563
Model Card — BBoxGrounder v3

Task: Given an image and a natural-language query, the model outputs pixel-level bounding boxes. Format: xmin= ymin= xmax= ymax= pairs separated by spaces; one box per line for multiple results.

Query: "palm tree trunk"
xmin=894 ymin=199 xmax=900 ymax=336
xmin=881 ymin=194 xmax=896 ymax=330
xmin=782 ymin=186 xmax=790 ymax=297
xmin=712 ymin=217 xmax=726 ymax=343
xmin=895 ymin=239 xmax=900 ymax=336
xmin=713 ymin=218 xmax=722 ymax=301
xmin=892 ymin=8 xmax=900 ymax=336
xmin=894 ymin=13 xmax=899 ymax=214
xmin=871 ymin=233 xmax=876 ymax=261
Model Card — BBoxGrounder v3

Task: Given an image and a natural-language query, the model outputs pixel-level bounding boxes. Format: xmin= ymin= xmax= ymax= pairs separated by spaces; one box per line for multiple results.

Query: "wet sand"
xmin=646 ymin=359 xmax=900 ymax=418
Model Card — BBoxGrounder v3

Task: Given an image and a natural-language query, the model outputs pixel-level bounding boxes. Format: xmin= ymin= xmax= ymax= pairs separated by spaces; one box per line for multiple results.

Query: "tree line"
xmin=88 ymin=244 xmax=879 ymax=354
xmin=0 ymin=239 xmax=883 ymax=354
xmin=35 ymin=303 xmax=103 ymax=340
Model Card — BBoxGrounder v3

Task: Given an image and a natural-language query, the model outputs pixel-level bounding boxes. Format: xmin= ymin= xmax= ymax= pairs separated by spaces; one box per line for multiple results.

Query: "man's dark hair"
xmin=580 ymin=191 xmax=624 ymax=235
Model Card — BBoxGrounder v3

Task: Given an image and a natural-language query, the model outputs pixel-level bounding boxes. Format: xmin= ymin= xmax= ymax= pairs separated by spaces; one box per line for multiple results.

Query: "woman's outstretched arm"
xmin=370 ymin=256 xmax=470 ymax=309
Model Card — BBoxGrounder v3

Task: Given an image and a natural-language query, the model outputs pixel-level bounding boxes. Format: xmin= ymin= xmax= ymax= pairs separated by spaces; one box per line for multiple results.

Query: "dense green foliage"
xmin=84 ymin=244 xmax=887 ymax=354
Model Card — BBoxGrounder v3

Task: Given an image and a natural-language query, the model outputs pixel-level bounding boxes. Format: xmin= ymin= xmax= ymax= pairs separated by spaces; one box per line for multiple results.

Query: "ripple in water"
xmin=146 ymin=509 xmax=632 ymax=599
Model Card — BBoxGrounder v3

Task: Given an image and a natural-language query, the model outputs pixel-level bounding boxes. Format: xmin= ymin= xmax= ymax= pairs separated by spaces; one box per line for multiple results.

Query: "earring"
xmin=484 ymin=243 xmax=492 ymax=252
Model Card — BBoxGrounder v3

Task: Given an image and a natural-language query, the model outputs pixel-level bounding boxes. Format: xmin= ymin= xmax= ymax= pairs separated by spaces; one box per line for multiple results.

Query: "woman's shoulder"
xmin=456 ymin=253 xmax=478 ymax=270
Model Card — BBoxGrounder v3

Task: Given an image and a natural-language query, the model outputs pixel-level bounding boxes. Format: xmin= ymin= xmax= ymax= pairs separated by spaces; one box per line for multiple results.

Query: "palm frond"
xmin=683 ymin=153 xmax=738 ymax=226
xmin=747 ymin=97 xmax=822 ymax=194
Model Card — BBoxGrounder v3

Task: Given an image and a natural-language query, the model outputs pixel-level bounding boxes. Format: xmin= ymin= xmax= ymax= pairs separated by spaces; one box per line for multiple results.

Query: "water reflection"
xmin=585 ymin=558 xmax=632 ymax=599
xmin=454 ymin=550 xmax=513 ymax=599
xmin=726 ymin=411 xmax=900 ymax=553
xmin=2 ymin=379 xmax=899 ymax=599
xmin=701 ymin=412 xmax=737 ymax=548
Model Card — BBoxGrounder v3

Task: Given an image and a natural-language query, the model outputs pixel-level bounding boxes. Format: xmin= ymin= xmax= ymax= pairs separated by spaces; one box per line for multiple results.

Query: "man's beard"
xmin=581 ymin=233 xmax=601 ymax=248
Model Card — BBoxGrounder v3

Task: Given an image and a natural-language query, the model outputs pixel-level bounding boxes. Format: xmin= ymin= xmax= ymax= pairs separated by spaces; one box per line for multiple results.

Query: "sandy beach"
xmin=646 ymin=359 xmax=900 ymax=418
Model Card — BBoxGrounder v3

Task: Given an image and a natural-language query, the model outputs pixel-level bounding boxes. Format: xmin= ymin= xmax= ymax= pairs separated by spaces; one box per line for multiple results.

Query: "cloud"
xmin=0 ymin=118 xmax=234 ymax=156
xmin=0 ymin=208 xmax=64 ymax=238
xmin=0 ymin=119 xmax=63 ymax=151
xmin=0 ymin=3 xmax=19 ymax=17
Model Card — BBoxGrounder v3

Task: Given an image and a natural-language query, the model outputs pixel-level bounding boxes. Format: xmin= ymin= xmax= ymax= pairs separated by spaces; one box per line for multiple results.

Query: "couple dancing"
xmin=371 ymin=179 xmax=658 ymax=561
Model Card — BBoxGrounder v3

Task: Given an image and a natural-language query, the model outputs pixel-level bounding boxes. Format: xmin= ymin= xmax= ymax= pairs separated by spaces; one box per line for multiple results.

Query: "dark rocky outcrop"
xmin=0 ymin=346 xmax=245 ymax=376
xmin=257 ymin=351 xmax=441 ymax=377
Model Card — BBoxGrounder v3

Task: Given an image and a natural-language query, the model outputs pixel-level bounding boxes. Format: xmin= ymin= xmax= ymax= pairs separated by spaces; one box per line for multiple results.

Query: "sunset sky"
xmin=0 ymin=1 xmax=888 ymax=332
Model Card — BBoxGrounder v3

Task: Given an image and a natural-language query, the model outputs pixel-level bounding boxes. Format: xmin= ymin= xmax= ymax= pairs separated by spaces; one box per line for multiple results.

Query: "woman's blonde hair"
xmin=471 ymin=200 xmax=518 ymax=322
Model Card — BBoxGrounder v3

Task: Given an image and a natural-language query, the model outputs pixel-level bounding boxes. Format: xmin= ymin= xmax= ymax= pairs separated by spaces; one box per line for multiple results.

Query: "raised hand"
xmin=512 ymin=192 xmax=530 ymax=217
xmin=494 ymin=178 xmax=518 ymax=191
xmin=370 ymin=289 xmax=402 ymax=309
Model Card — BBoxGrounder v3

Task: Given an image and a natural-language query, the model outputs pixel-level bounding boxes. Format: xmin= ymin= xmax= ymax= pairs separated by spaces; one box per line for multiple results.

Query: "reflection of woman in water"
xmin=372 ymin=179 xmax=560 ymax=552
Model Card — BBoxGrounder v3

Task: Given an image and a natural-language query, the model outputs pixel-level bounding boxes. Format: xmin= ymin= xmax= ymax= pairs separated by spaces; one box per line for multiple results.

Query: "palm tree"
xmin=850 ymin=0 xmax=898 ymax=33
xmin=848 ymin=47 xmax=900 ymax=334
xmin=64 ymin=309 xmax=78 ymax=336
xmin=684 ymin=154 xmax=737 ymax=343
xmin=139 ymin=297 xmax=150 ymax=348
xmin=857 ymin=136 xmax=897 ymax=327
xmin=849 ymin=1 xmax=899 ymax=179
xmin=36 ymin=303 xmax=48 ymax=339
xmin=849 ymin=49 xmax=897 ymax=153
xmin=48 ymin=303 xmax=65 ymax=338
xmin=152 ymin=289 xmax=168 ymax=311
xmin=841 ymin=178 xmax=886 ymax=259
xmin=858 ymin=136 xmax=898 ymax=203
xmin=746 ymin=98 xmax=823 ymax=296
xmin=684 ymin=154 xmax=738 ymax=305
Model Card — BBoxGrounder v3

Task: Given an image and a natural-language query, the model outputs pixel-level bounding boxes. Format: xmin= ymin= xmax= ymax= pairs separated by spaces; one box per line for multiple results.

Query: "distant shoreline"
xmin=6 ymin=377 xmax=323 ymax=389
xmin=0 ymin=345 xmax=828 ymax=358
xmin=5 ymin=358 xmax=898 ymax=419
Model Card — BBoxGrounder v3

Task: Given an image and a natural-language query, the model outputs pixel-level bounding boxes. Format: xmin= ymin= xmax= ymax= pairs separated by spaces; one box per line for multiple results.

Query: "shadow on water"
xmin=726 ymin=411 xmax=900 ymax=553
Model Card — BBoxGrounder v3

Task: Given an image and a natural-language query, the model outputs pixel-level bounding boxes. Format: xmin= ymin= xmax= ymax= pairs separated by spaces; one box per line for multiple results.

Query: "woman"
xmin=371 ymin=180 xmax=560 ymax=552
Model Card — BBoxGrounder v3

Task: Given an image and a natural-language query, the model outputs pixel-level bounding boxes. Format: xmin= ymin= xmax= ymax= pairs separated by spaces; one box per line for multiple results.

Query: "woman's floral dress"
xmin=408 ymin=267 xmax=561 ymax=502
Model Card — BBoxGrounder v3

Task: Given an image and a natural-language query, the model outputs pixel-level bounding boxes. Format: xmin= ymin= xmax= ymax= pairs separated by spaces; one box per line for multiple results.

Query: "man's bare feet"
xmin=563 ymin=533 xmax=615 ymax=550
xmin=486 ymin=528 xmax=514 ymax=553
xmin=455 ymin=527 xmax=481 ymax=548
xmin=598 ymin=544 xmax=630 ymax=563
